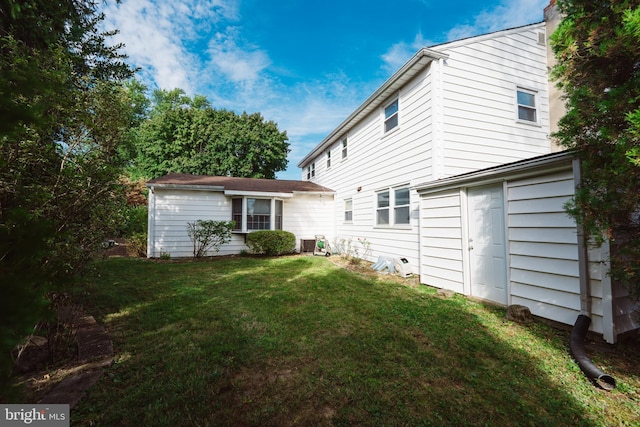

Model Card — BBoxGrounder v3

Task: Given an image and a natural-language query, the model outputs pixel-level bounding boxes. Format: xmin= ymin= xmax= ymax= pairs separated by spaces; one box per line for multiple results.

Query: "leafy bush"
xmin=186 ymin=220 xmax=234 ymax=258
xmin=246 ymin=230 xmax=296 ymax=256
xmin=119 ymin=205 xmax=148 ymax=237
xmin=126 ymin=233 xmax=147 ymax=258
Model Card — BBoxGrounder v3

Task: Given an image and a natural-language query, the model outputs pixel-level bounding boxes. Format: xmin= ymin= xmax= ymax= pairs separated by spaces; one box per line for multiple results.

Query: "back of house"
xmin=298 ymin=21 xmax=554 ymax=272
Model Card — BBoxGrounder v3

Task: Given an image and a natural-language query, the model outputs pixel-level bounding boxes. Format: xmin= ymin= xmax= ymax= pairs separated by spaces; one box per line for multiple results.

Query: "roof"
xmin=414 ymin=151 xmax=576 ymax=194
xmin=297 ymin=21 xmax=545 ymax=169
xmin=146 ymin=173 xmax=335 ymax=194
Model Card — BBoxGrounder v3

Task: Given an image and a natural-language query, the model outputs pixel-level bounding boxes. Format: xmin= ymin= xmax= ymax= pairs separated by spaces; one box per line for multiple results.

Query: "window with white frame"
xmin=384 ymin=98 xmax=399 ymax=133
xmin=306 ymin=162 xmax=316 ymax=180
xmin=326 ymin=150 xmax=331 ymax=169
xmin=231 ymin=197 xmax=283 ymax=231
xmin=517 ymin=88 xmax=537 ymax=123
xmin=341 ymin=138 xmax=348 ymax=159
xmin=376 ymin=185 xmax=410 ymax=226
xmin=344 ymin=199 xmax=353 ymax=222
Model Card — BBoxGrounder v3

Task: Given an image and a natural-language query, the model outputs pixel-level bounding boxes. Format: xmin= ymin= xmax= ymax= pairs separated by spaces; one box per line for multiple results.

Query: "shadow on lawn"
xmin=73 ymin=256 xmax=603 ymax=426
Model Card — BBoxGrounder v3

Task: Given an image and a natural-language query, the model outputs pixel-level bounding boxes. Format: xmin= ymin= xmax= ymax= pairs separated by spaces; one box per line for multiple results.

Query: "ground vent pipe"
xmin=570 ymin=315 xmax=616 ymax=390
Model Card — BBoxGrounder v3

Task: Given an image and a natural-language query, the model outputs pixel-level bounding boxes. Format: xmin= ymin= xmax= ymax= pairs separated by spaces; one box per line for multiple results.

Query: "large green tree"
xmin=551 ymin=0 xmax=640 ymax=298
xmin=0 ymin=0 xmax=134 ymax=393
xmin=130 ymin=89 xmax=290 ymax=179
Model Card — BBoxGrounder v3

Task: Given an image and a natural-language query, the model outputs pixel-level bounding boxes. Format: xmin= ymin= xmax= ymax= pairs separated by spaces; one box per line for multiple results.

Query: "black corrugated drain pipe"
xmin=570 ymin=314 xmax=616 ymax=390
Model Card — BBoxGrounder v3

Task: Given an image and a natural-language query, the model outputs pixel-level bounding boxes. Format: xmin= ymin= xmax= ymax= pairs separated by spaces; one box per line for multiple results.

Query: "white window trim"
xmin=341 ymin=137 xmax=348 ymax=161
xmin=344 ymin=198 xmax=353 ymax=223
xmin=232 ymin=197 xmax=283 ymax=233
xmin=326 ymin=150 xmax=331 ymax=169
xmin=374 ymin=184 xmax=411 ymax=228
xmin=383 ymin=97 xmax=400 ymax=134
xmin=515 ymin=86 xmax=541 ymax=126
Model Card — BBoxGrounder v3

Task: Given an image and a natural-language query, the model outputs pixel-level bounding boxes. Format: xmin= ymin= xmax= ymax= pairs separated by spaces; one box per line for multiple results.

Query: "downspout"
xmin=569 ymin=159 xmax=616 ymax=390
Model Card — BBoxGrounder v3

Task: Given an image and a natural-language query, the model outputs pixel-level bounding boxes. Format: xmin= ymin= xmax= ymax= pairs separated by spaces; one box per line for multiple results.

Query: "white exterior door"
xmin=468 ymin=184 xmax=508 ymax=305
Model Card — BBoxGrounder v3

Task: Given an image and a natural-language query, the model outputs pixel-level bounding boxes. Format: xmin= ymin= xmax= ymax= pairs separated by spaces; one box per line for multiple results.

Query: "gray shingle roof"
xmin=147 ymin=173 xmax=334 ymax=194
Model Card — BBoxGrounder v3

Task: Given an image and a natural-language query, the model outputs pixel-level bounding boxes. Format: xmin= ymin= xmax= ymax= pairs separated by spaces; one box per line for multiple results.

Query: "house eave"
xmin=223 ymin=190 xmax=294 ymax=198
xmin=414 ymin=151 xmax=575 ymax=194
xmin=297 ymin=48 xmax=449 ymax=168
xmin=146 ymin=183 xmax=225 ymax=192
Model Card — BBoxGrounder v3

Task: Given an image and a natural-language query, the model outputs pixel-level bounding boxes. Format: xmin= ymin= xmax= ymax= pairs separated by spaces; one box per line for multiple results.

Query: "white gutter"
xmin=223 ymin=190 xmax=293 ymax=198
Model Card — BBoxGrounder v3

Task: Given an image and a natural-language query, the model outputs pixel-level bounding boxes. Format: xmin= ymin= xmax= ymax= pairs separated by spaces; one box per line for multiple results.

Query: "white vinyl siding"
xmin=419 ymin=190 xmax=465 ymax=293
xmin=148 ymin=189 xmax=334 ymax=258
xmin=438 ymin=24 xmax=550 ymax=177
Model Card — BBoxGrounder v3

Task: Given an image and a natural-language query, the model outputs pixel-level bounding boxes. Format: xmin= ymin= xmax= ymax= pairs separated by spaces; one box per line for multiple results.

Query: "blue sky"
xmin=100 ymin=0 xmax=549 ymax=180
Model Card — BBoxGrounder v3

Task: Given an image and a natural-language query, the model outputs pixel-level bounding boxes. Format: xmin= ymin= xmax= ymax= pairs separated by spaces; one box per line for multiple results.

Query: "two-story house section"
xmin=298 ymin=22 xmax=552 ymax=274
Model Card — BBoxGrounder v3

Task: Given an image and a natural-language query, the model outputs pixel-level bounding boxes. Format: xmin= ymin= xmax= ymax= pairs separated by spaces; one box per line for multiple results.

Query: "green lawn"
xmin=70 ymin=256 xmax=640 ymax=426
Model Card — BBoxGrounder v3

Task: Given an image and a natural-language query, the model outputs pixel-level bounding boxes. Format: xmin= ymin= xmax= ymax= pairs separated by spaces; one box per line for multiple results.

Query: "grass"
xmin=65 ymin=255 xmax=640 ymax=426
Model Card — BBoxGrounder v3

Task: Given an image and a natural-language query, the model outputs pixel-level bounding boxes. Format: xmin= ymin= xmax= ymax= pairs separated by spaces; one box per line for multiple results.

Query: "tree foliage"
xmin=551 ymin=0 xmax=640 ymax=298
xmin=0 ymin=0 xmax=134 ymax=390
xmin=130 ymin=89 xmax=290 ymax=179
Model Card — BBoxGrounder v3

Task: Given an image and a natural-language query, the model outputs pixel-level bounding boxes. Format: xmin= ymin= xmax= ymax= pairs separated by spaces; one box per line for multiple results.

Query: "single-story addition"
xmin=415 ymin=151 xmax=638 ymax=343
xmin=146 ymin=173 xmax=335 ymax=258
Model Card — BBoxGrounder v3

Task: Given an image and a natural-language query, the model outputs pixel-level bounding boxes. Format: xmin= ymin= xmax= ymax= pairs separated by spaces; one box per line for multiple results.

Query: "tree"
xmin=0 ymin=0 xmax=134 ymax=393
xmin=551 ymin=0 xmax=640 ymax=299
xmin=130 ymin=89 xmax=290 ymax=179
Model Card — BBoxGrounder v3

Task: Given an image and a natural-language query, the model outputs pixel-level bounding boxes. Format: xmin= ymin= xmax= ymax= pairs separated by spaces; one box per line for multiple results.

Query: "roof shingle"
xmin=147 ymin=173 xmax=334 ymax=194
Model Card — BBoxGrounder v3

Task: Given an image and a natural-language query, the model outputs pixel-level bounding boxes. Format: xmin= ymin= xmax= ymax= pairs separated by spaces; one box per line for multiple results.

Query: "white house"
xmin=146 ymin=6 xmax=638 ymax=342
xmin=146 ymin=174 xmax=334 ymax=258
xmin=298 ymin=21 xmax=554 ymax=275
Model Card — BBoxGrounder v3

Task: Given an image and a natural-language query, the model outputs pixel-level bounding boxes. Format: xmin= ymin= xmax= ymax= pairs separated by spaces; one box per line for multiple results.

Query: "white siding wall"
xmin=305 ymin=24 xmax=551 ymax=271
xmin=148 ymin=189 xmax=245 ymax=258
xmin=506 ymin=170 xmax=611 ymax=336
xmin=149 ymin=189 xmax=333 ymax=258
xmin=419 ymin=190 xmax=465 ymax=293
xmin=284 ymin=193 xmax=335 ymax=251
xmin=306 ymin=67 xmax=435 ymax=271
xmin=440 ymin=24 xmax=551 ymax=177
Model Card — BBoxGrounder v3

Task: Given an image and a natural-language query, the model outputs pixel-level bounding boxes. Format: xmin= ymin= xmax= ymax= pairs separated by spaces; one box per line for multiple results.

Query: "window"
xmin=306 ymin=162 xmax=315 ymax=180
xmin=376 ymin=186 xmax=410 ymax=226
xmin=231 ymin=198 xmax=283 ymax=232
xmin=326 ymin=150 xmax=331 ymax=169
xmin=376 ymin=191 xmax=390 ymax=225
xmin=341 ymin=138 xmax=348 ymax=159
xmin=517 ymin=88 xmax=537 ymax=123
xmin=394 ymin=187 xmax=410 ymax=225
xmin=344 ymin=199 xmax=353 ymax=222
xmin=384 ymin=98 xmax=399 ymax=132
xmin=232 ymin=198 xmax=243 ymax=230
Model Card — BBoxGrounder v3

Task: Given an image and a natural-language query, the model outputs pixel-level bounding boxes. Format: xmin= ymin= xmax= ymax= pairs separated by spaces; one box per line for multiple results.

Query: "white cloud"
xmin=381 ymin=32 xmax=435 ymax=75
xmin=207 ymin=29 xmax=271 ymax=83
xmin=382 ymin=0 xmax=549 ymax=73
xmin=100 ymin=0 xmax=239 ymax=93
xmin=446 ymin=0 xmax=549 ymax=41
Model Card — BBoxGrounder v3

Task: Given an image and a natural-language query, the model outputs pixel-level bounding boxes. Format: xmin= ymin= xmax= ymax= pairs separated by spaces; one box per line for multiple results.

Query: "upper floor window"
xmin=341 ymin=138 xmax=348 ymax=159
xmin=384 ymin=98 xmax=399 ymax=133
xmin=344 ymin=199 xmax=353 ymax=222
xmin=306 ymin=162 xmax=316 ymax=180
xmin=517 ymin=88 xmax=537 ymax=123
xmin=232 ymin=197 xmax=283 ymax=232
xmin=326 ymin=150 xmax=331 ymax=169
xmin=376 ymin=185 xmax=410 ymax=227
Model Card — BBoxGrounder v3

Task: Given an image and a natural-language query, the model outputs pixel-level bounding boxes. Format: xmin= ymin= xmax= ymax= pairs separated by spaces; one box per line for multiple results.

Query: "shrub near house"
xmin=246 ymin=230 xmax=296 ymax=256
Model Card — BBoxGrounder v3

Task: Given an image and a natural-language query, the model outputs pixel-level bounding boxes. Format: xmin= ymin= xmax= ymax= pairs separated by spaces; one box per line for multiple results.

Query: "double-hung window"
xmin=326 ymin=150 xmax=331 ymax=169
xmin=376 ymin=186 xmax=410 ymax=227
xmin=344 ymin=199 xmax=353 ymax=222
xmin=384 ymin=98 xmax=399 ymax=133
xmin=341 ymin=138 xmax=348 ymax=159
xmin=517 ymin=88 xmax=538 ymax=123
xmin=306 ymin=162 xmax=316 ymax=180
xmin=232 ymin=197 xmax=283 ymax=232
